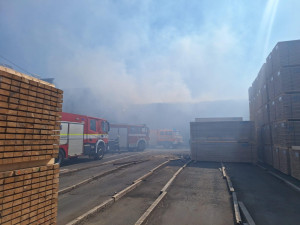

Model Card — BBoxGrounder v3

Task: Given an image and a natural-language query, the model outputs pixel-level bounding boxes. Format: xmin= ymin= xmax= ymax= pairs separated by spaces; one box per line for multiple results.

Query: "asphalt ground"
xmin=59 ymin=148 xmax=188 ymax=173
xmin=85 ymin=159 xmax=187 ymax=225
xmin=57 ymin=149 xmax=188 ymax=225
xmin=59 ymin=151 xmax=146 ymax=173
xmin=257 ymin=162 xmax=300 ymax=187
xmin=146 ymin=161 xmax=234 ymax=225
xmin=59 ymin=153 xmax=154 ymax=190
xmin=57 ymin=149 xmax=300 ymax=225
xmin=226 ymin=163 xmax=300 ymax=225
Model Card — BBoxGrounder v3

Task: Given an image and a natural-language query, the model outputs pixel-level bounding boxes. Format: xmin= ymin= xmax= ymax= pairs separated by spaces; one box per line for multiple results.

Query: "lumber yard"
xmin=0 ymin=39 xmax=300 ymax=225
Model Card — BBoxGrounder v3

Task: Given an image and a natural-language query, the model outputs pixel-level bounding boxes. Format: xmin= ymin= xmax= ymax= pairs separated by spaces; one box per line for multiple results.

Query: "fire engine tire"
xmin=55 ymin=149 xmax=65 ymax=165
xmin=137 ymin=141 xmax=146 ymax=151
xmin=94 ymin=144 xmax=104 ymax=160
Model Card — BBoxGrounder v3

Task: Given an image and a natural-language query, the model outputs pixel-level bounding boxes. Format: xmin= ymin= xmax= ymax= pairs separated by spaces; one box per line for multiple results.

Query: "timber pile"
xmin=190 ymin=119 xmax=255 ymax=163
xmin=272 ymin=121 xmax=300 ymax=147
xmin=290 ymin=147 xmax=300 ymax=180
xmin=191 ymin=142 xmax=254 ymax=163
xmin=190 ymin=121 xmax=253 ymax=142
xmin=0 ymin=66 xmax=63 ymax=225
xmin=263 ymin=145 xmax=273 ymax=166
xmin=278 ymin=147 xmax=290 ymax=175
xmin=272 ymin=147 xmax=280 ymax=170
xmin=275 ymin=93 xmax=300 ymax=120
xmin=249 ymin=39 xmax=300 ymax=178
xmin=0 ymin=164 xmax=59 ymax=224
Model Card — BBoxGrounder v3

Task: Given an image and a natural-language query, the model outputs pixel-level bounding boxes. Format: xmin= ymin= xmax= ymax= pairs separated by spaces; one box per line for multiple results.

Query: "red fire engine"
xmin=57 ymin=112 xmax=110 ymax=164
xmin=149 ymin=129 xmax=183 ymax=148
xmin=109 ymin=124 xmax=149 ymax=151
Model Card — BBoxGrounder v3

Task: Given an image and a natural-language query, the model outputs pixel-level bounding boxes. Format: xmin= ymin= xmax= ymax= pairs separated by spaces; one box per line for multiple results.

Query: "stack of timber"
xmin=290 ymin=146 xmax=300 ymax=180
xmin=0 ymin=66 xmax=63 ymax=225
xmin=0 ymin=164 xmax=59 ymax=224
xmin=190 ymin=118 xmax=255 ymax=163
xmin=195 ymin=117 xmax=243 ymax=122
xmin=249 ymin=39 xmax=300 ymax=178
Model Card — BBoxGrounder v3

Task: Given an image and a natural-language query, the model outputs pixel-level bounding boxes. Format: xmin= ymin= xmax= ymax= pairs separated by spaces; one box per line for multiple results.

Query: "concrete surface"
xmin=57 ymin=149 xmax=300 ymax=225
xmin=257 ymin=162 xmax=300 ymax=187
xmin=57 ymin=149 xmax=188 ymax=225
xmin=59 ymin=151 xmax=145 ymax=171
xmin=146 ymin=161 xmax=235 ymax=225
xmin=59 ymin=153 xmax=151 ymax=190
xmin=226 ymin=163 xmax=300 ymax=225
xmin=85 ymin=160 xmax=186 ymax=225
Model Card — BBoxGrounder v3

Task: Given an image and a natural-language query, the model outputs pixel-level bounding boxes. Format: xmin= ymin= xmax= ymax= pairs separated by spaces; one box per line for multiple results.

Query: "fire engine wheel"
xmin=94 ymin=144 xmax=104 ymax=160
xmin=55 ymin=149 xmax=65 ymax=165
xmin=137 ymin=141 xmax=146 ymax=151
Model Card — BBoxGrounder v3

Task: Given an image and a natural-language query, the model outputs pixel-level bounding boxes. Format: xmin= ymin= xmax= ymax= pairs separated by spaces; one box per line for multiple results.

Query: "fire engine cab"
xmin=109 ymin=124 xmax=149 ymax=151
xmin=56 ymin=112 xmax=110 ymax=164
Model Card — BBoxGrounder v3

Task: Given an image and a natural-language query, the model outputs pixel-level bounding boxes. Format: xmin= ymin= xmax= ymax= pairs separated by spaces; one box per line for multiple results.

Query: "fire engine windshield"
xmin=101 ymin=121 xmax=109 ymax=133
xmin=90 ymin=119 xmax=96 ymax=131
xmin=141 ymin=127 xmax=148 ymax=134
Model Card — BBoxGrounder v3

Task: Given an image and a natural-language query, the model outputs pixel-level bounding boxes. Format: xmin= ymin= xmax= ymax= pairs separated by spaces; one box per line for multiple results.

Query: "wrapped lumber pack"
xmin=190 ymin=118 xmax=255 ymax=163
xmin=249 ymin=39 xmax=300 ymax=177
xmin=0 ymin=66 xmax=63 ymax=225
xmin=290 ymin=147 xmax=300 ymax=180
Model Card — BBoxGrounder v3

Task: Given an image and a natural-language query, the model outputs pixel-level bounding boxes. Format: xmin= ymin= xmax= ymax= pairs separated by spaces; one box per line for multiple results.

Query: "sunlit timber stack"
xmin=190 ymin=118 xmax=255 ymax=162
xmin=249 ymin=39 xmax=300 ymax=180
xmin=0 ymin=66 xmax=63 ymax=224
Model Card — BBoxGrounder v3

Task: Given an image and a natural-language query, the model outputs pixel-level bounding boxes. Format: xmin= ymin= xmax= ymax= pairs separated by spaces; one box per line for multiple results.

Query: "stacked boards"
xmin=249 ymin=40 xmax=300 ymax=179
xmin=190 ymin=118 xmax=255 ymax=163
xmin=0 ymin=66 xmax=63 ymax=225
xmin=0 ymin=165 xmax=59 ymax=224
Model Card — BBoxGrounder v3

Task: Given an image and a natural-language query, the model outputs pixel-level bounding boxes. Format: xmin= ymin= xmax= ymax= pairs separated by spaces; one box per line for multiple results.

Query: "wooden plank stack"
xmin=249 ymin=39 xmax=300 ymax=178
xmin=190 ymin=142 xmax=254 ymax=163
xmin=190 ymin=119 xmax=255 ymax=163
xmin=0 ymin=164 xmax=59 ymax=224
xmin=0 ymin=66 xmax=63 ymax=225
xmin=272 ymin=147 xmax=280 ymax=170
xmin=278 ymin=147 xmax=290 ymax=174
xmin=190 ymin=121 xmax=253 ymax=142
xmin=290 ymin=147 xmax=300 ymax=180
xmin=263 ymin=145 xmax=273 ymax=166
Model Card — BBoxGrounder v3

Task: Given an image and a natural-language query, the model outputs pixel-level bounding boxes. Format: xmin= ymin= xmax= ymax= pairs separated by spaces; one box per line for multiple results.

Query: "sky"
xmin=0 ymin=0 xmax=299 ymax=114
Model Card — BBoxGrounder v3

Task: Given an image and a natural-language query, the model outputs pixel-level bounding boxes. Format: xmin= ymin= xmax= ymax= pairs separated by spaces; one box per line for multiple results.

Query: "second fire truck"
xmin=57 ymin=112 xmax=110 ymax=164
xmin=109 ymin=124 xmax=150 ymax=151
